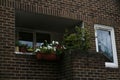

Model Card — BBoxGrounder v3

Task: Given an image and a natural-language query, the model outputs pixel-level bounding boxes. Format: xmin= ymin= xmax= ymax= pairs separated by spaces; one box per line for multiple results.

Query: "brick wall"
xmin=13 ymin=55 xmax=60 ymax=80
xmin=0 ymin=0 xmax=15 ymax=79
xmin=0 ymin=0 xmax=120 ymax=80
xmin=60 ymin=50 xmax=108 ymax=80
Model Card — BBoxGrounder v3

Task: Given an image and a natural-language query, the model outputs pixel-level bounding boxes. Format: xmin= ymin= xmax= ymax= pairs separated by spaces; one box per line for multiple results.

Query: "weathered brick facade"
xmin=0 ymin=0 xmax=120 ymax=80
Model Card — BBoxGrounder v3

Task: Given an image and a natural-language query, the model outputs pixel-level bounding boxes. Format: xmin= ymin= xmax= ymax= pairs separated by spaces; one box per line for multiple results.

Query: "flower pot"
xmin=19 ymin=46 xmax=27 ymax=52
xmin=15 ymin=46 xmax=19 ymax=52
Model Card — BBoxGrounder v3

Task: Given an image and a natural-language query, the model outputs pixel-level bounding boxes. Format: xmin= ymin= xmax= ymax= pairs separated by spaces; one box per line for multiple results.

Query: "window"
xmin=94 ymin=24 xmax=118 ymax=68
xmin=15 ymin=28 xmax=51 ymax=54
xmin=36 ymin=33 xmax=50 ymax=47
xmin=19 ymin=32 xmax=33 ymax=47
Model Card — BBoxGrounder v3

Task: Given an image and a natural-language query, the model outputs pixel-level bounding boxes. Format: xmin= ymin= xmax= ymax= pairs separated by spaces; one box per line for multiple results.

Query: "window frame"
xmin=94 ymin=24 xmax=118 ymax=68
xmin=16 ymin=28 xmax=35 ymax=48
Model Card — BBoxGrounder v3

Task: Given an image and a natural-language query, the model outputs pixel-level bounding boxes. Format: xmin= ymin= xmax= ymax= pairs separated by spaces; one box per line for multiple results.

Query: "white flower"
xmin=63 ymin=45 xmax=66 ymax=49
xmin=35 ymin=48 xmax=40 ymax=52
xmin=52 ymin=41 xmax=55 ymax=44
xmin=55 ymin=41 xmax=59 ymax=44
xmin=47 ymin=45 xmax=52 ymax=49
xmin=53 ymin=47 xmax=56 ymax=51
xmin=49 ymin=43 xmax=52 ymax=46
xmin=40 ymin=46 xmax=42 ymax=48
xmin=43 ymin=47 xmax=47 ymax=49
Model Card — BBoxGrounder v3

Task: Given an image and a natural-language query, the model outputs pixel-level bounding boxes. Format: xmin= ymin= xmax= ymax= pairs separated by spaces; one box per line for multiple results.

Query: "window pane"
xmin=36 ymin=33 xmax=50 ymax=47
xmin=97 ymin=29 xmax=113 ymax=61
xmin=19 ymin=32 xmax=33 ymax=47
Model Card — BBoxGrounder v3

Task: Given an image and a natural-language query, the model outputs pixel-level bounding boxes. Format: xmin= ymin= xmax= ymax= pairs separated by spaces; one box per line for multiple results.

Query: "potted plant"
xmin=62 ymin=26 xmax=90 ymax=53
xmin=19 ymin=44 xmax=28 ymax=53
xmin=35 ymin=40 xmax=65 ymax=61
xmin=35 ymin=26 xmax=90 ymax=60
xmin=27 ymin=46 xmax=34 ymax=52
xmin=15 ymin=41 xmax=21 ymax=52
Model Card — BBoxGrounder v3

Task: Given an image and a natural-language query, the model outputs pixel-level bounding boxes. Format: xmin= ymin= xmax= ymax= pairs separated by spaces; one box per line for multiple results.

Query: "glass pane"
xmin=19 ymin=32 xmax=33 ymax=47
xmin=97 ymin=29 xmax=113 ymax=61
xmin=36 ymin=33 xmax=50 ymax=47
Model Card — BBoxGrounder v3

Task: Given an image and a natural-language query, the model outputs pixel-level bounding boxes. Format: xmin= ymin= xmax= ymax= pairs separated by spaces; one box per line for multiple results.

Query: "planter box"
xmin=36 ymin=52 xmax=61 ymax=61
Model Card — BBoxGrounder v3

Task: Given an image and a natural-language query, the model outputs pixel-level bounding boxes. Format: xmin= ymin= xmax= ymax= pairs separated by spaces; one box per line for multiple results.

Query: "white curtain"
xmin=97 ymin=30 xmax=113 ymax=61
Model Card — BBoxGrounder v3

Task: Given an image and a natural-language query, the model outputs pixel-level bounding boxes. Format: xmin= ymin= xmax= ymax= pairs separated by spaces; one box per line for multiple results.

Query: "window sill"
xmin=15 ymin=52 xmax=35 ymax=55
xmin=105 ymin=62 xmax=118 ymax=68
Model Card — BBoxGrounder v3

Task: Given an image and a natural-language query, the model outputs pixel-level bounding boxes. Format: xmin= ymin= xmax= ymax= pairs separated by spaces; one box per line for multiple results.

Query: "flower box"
xmin=36 ymin=52 xmax=60 ymax=61
xmin=35 ymin=40 xmax=65 ymax=61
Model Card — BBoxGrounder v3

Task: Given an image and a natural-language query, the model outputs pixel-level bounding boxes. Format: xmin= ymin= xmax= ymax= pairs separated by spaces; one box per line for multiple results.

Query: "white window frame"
xmin=94 ymin=24 xmax=118 ymax=68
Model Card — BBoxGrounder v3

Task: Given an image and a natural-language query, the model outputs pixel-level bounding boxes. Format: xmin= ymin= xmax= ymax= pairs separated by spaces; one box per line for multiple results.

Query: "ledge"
xmin=15 ymin=52 xmax=35 ymax=55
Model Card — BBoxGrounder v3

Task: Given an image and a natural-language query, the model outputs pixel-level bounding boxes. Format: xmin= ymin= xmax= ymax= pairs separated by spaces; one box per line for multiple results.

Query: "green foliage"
xmin=15 ymin=41 xmax=21 ymax=46
xmin=35 ymin=40 xmax=65 ymax=55
xmin=63 ymin=26 xmax=91 ymax=52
